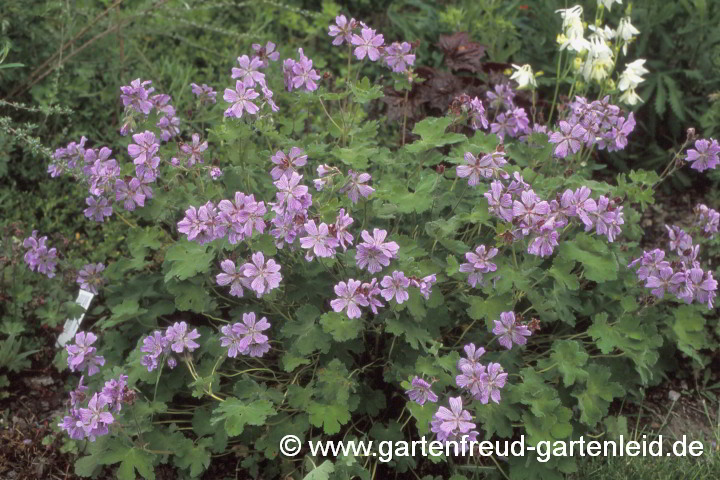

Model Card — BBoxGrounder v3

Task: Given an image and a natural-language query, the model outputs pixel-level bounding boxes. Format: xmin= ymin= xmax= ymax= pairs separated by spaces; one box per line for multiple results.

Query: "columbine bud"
xmin=573 ymin=57 xmax=584 ymax=72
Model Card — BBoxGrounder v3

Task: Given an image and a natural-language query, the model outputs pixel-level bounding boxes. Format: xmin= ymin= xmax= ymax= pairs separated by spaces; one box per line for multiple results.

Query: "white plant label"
xmin=56 ymin=289 xmax=95 ymax=348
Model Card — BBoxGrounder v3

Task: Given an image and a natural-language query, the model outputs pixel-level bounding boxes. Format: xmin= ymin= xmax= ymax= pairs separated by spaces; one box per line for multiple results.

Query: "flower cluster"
xmin=47 ymin=136 xmax=87 ymax=178
xmin=283 ymin=48 xmax=321 ymax=93
xmin=454 ymin=132 xmax=627 ymax=261
xmin=555 ymin=5 xmax=645 ymax=105
xmin=549 ymin=96 xmax=635 ymax=158
xmin=328 ymin=15 xmax=415 ymax=74
xmin=412 ymin=336 xmax=518 ymax=446
xmin=190 ymin=83 xmax=217 ymax=104
xmin=452 ymin=85 xmax=532 ymax=141
xmin=22 ymin=231 xmax=58 ymax=278
xmin=477 ymin=83 xmax=532 ymax=141
xmin=330 ymin=229 xmax=436 ymax=319
xmin=225 ymin=46 xmax=281 ymax=118
xmin=449 ymin=94 xmax=489 ymax=132
xmin=140 ymin=321 xmax=201 ymax=372
xmin=215 ymin=253 xmax=282 ymax=298
xmin=177 ymin=192 xmax=267 ymax=245
xmin=119 ymin=78 xmax=181 ymax=140
xmin=628 ymin=225 xmax=717 ymax=308
xmin=459 ymin=245 xmax=498 ymax=287
xmin=58 ymin=373 xmax=132 ymax=442
xmin=48 ymin=133 xmax=159 ymax=222
xmin=456 ymin=149 xmax=509 ymax=185
xmin=220 ymin=312 xmax=271 ymax=358
xmin=66 ymin=331 xmax=105 ymax=376
xmin=424 ymin=341 xmax=510 ymax=445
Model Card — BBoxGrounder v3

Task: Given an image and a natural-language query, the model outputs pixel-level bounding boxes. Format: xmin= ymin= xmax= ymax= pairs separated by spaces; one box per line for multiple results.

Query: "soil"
xmin=0 ymin=328 xmax=80 ymax=480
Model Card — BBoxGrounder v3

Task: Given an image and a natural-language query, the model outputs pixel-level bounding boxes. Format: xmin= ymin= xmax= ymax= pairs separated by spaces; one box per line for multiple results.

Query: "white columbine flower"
xmin=619 ymin=86 xmax=642 ymax=106
xmin=582 ymin=36 xmax=614 ymax=83
xmin=598 ymin=0 xmax=622 ymax=11
xmin=588 ymin=24 xmax=616 ymax=42
xmin=510 ymin=64 xmax=537 ymax=89
xmin=556 ymin=6 xmax=589 ymax=52
xmin=617 ymin=59 xmax=649 ymax=91
xmin=616 ymin=17 xmax=640 ymax=54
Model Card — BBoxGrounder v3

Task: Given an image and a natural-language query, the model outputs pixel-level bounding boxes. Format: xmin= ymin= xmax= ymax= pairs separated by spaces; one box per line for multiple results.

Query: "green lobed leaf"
xmin=211 ymin=398 xmax=276 ymax=437
xmin=162 ymin=240 xmax=214 ymax=282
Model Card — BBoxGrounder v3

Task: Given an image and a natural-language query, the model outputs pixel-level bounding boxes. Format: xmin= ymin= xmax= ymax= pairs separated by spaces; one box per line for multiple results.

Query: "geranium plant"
xmin=23 ymin=4 xmax=718 ymax=479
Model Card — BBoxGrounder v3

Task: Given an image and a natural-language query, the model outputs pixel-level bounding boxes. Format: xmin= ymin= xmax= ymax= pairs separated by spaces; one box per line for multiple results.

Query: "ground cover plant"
xmin=3 ymin=1 xmax=720 ymax=479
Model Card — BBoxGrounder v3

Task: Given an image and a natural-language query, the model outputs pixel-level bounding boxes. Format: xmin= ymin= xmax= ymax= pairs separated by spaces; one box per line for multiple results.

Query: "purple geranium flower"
xmin=23 ymin=231 xmax=58 ymax=278
xmin=383 ymin=42 xmax=415 ymax=72
xmin=341 ymin=170 xmax=374 ymax=203
xmin=405 ymin=377 xmax=438 ymax=405
xmin=100 ymin=374 xmax=128 ymax=413
xmin=457 ymin=343 xmax=485 ymax=371
xmin=456 ymin=363 xmax=486 ymax=399
xmin=549 ymin=121 xmax=587 ymax=158
xmin=459 ymin=245 xmax=498 ymax=288
xmin=270 ymin=147 xmax=308 ymax=180
xmin=355 ymin=228 xmax=399 ymax=273
xmin=686 ymin=138 xmax=720 ymax=172
xmin=328 ymin=15 xmax=355 ymax=46
xmin=69 ymin=376 xmax=89 ymax=408
xmin=273 ymin=172 xmax=309 ymax=214
xmin=479 ymin=362 xmax=508 ymax=404
xmin=242 ymin=252 xmax=282 ymax=297
xmin=430 ymin=396 xmax=476 ymax=442
xmin=484 ymin=181 xmax=513 ymax=222
xmin=351 ymin=27 xmax=384 ymax=61
xmin=78 ymin=393 xmax=114 ymax=436
xmin=216 ymin=259 xmax=248 ymax=297
xmin=251 ymin=41 xmax=280 ymax=67
xmin=165 ymin=321 xmax=201 ymax=353
xmin=380 ymin=270 xmax=411 ymax=304
xmin=84 ymin=196 xmax=113 ymax=223
xmin=492 ymin=311 xmax=532 ymax=349
xmin=330 ymin=279 xmax=369 ymax=318
xmin=223 ymin=80 xmax=260 ymax=118
xmin=290 ymin=48 xmax=321 ymax=92
xmin=76 ymin=263 xmax=105 ymax=294
xmin=300 ymin=220 xmax=339 ymax=260
xmin=190 ymin=83 xmax=217 ymax=104
xmin=232 ymin=55 xmax=266 ymax=87
xmin=66 ymin=331 xmax=105 ymax=376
